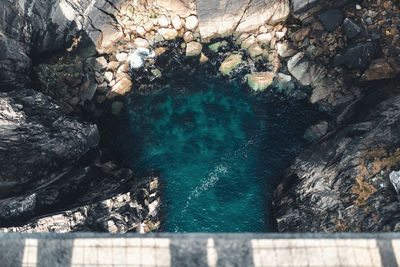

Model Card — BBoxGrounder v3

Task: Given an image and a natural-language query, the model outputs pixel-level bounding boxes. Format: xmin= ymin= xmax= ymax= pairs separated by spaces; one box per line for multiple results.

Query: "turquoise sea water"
xmin=121 ymin=70 xmax=321 ymax=232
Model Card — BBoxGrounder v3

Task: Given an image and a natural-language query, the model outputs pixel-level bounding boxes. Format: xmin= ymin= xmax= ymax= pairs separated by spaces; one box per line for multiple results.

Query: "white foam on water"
xmin=127 ymin=48 xmax=156 ymax=69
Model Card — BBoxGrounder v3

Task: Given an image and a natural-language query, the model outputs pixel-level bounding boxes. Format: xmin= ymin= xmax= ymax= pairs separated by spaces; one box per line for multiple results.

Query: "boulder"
xmin=318 ymin=9 xmax=343 ymax=32
xmin=332 ymin=42 xmax=380 ymax=69
xmin=274 ymin=92 xmax=400 ymax=232
xmin=185 ymin=16 xmax=199 ymax=30
xmin=292 ymin=0 xmax=322 ymax=13
xmin=361 ymin=58 xmax=396 ymax=81
xmin=303 ymin=121 xmax=329 ymax=142
xmin=108 ymin=78 xmax=133 ymax=97
xmin=246 ymin=72 xmax=275 ymax=91
xmin=134 ymin=38 xmax=150 ymax=48
xmin=287 ymin=52 xmax=313 ymax=86
xmin=172 ymin=15 xmax=183 ymax=30
xmin=196 ymin=0 xmax=290 ymax=41
xmin=186 ymin=42 xmax=203 ymax=56
xmin=158 ymin=28 xmax=178 ymax=40
xmin=219 ymin=54 xmax=243 ymax=75
xmin=343 ymin=18 xmax=362 ymax=39
xmin=0 ymin=89 xmax=99 ymax=198
xmin=248 ymin=44 xmax=264 ymax=58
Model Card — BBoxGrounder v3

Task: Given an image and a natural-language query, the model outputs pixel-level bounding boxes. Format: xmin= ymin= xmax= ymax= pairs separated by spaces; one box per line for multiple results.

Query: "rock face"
xmin=0 ymin=89 xmax=99 ymax=198
xmin=246 ymin=72 xmax=274 ymax=91
xmin=196 ymin=0 xmax=290 ymax=41
xmin=274 ymin=93 xmax=400 ymax=232
xmin=332 ymin=42 xmax=380 ymax=69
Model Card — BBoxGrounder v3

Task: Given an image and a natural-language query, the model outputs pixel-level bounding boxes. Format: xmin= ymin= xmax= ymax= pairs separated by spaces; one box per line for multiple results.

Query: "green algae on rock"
xmin=219 ymin=54 xmax=242 ymax=75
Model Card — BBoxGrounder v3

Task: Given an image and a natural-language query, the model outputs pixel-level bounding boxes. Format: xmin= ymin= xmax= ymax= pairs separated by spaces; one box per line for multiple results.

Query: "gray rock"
xmin=0 ymin=89 xmax=99 ymax=199
xmin=274 ymin=92 xmax=400 ymax=232
xmin=318 ymin=9 xmax=343 ymax=31
xmin=292 ymin=0 xmax=322 ymax=13
xmin=332 ymin=42 xmax=380 ymax=69
xmin=303 ymin=121 xmax=329 ymax=142
xmin=343 ymin=18 xmax=362 ymax=39
xmin=390 ymin=171 xmax=400 ymax=196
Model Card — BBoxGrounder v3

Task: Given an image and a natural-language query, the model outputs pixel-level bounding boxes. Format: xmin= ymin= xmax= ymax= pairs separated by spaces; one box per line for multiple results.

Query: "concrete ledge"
xmin=1 ymin=233 xmax=399 ymax=267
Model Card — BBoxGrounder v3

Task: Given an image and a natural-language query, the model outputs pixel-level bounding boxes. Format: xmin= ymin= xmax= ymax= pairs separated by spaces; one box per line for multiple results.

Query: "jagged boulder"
xmin=0 ymin=89 xmax=99 ymax=199
xmin=274 ymin=92 xmax=400 ymax=232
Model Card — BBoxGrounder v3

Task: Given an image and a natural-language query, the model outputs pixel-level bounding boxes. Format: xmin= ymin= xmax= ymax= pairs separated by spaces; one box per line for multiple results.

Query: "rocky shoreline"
xmin=0 ymin=0 xmax=399 ymax=233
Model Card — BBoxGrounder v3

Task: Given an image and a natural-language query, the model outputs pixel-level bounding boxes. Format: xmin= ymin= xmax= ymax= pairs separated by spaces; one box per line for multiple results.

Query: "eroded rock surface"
xmin=274 ymin=92 xmax=400 ymax=232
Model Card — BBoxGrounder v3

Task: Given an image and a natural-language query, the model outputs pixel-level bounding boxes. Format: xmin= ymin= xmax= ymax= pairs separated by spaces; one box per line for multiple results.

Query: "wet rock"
xmin=241 ymin=36 xmax=256 ymax=49
xmin=292 ymin=0 xmax=322 ymax=13
xmin=332 ymin=42 xmax=380 ymax=69
xmin=318 ymin=9 xmax=343 ymax=32
xmin=303 ymin=121 xmax=329 ymax=142
xmin=111 ymin=101 xmax=124 ymax=115
xmin=151 ymin=68 xmax=162 ymax=78
xmin=89 ymin=57 xmax=108 ymax=71
xmin=361 ymin=58 xmax=396 ymax=81
xmin=0 ymin=89 xmax=99 ymax=198
xmin=219 ymin=54 xmax=242 ymax=75
xmin=186 ymin=42 xmax=202 ymax=56
xmin=246 ymin=72 xmax=275 ymax=91
xmin=343 ymin=18 xmax=362 ymax=39
xmin=274 ymin=93 xmax=400 ymax=232
xmin=208 ymin=41 xmax=228 ymax=52
xmin=248 ymin=44 xmax=263 ymax=58
xmin=185 ymin=16 xmax=198 ymax=30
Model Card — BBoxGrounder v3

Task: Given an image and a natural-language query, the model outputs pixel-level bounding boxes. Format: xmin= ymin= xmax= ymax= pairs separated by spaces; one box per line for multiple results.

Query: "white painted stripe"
xmin=21 ymin=239 xmax=38 ymax=267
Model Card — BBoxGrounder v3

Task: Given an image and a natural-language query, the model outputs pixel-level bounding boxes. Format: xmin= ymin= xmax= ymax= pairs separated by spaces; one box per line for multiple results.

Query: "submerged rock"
xmin=318 ymin=9 xmax=343 ymax=32
xmin=361 ymin=58 xmax=396 ymax=81
xmin=343 ymin=18 xmax=362 ymax=39
xmin=219 ymin=54 xmax=243 ymax=75
xmin=246 ymin=72 xmax=275 ymax=91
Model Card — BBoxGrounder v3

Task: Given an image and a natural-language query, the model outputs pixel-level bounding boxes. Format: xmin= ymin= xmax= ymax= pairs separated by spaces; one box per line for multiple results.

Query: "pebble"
xmin=172 ymin=15 xmax=183 ymax=30
xmin=116 ymin=52 xmax=128 ymax=62
xmin=183 ymin=31 xmax=194 ymax=43
xmin=134 ymin=38 xmax=150 ymax=48
xmin=104 ymin=71 xmax=113 ymax=83
xmin=157 ymin=15 xmax=170 ymax=27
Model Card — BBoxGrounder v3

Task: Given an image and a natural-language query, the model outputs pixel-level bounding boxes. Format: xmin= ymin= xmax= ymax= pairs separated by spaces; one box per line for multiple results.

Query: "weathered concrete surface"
xmin=1 ymin=233 xmax=399 ymax=267
xmin=196 ymin=0 xmax=290 ymax=41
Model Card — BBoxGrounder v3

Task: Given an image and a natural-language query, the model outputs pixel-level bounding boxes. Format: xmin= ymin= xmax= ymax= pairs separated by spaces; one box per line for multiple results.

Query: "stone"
xmin=276 ymin=42 xmax=297 ymax=58
xmin=219 ymin=54 xmax=243 ymax=75
xmin=116 ymin=52 xmax=128 ymax=62
xmin=248 ymin=44 xmax=263 ymax=58
xmin=390 ymin=171 xmax=400 ymax=195
xmin=94 ymin=57 xmax=108 ymax=71
xmin=241 ymin=36 xmax=256 ymax=49
xmin=332 ymin=42 xmax=380 ymax=69
xmin=101 ymin=24 xmax=124 ymax=48
xmin=109 ymin=78 xmax=133 ymax=97
xmin=318 ymin=9 xmax=343 ymax=31
xmin=275 ymin=31 xmax=285 ymax=39
xmin=183 ymin=31 xmax=195 ymax=43
xmin=303 ymin=121 xmax=329 ymax=142
xmin=143 ymin=20 xmax=154 ymax=32
xmin=134 ymin=38 xmax=150 ymax=48
xmin=158 ymin=15 xmax=170 ymax=27
xmin=186 ymin=42 xmax=202 ymax=56
xmin=196 ymin=0 xmax=289 ymax=41
xmin=111 ymin=101 xmax=124 ymax=115
xmin=343 ymin=18 xmax=362 ymax=39
xmin=117 ymin=63 xmax=130 ymax=73
xmin=107 ymin=61 xmax=120 ymax=71
xmin=136 ymin=26 xmax=147 ymax=36
xmin=361 ymin=58 xmax=396 ymax=81
xmin=291 ymin=27 xmax=310 ymax=42
xmin=246 ymin=72 xmax=275 ymax=91
xmin=257 ymin=33 xmax=273 ymax=44
xmin=273 ymin=73 xmax=297 ymax=95
xmin=185 ymin=15 xmax=198 ymax=30
xmin=155 ymin=47 xmax=168 ymax=56
xmin=158 ymin=28 xmax=178 ymax=40
xmin=104 ymin=71 xmax=114 ymax=83
xmin=292 ymin=0 xmax=322 ymax=13
xmin=152 ymin=0 xmax=191 ymax=17
xmin=172 ymin=15 xmax=183 ymax=30
xmin=200 ymin=53 xmax=209 ymax=63
xmin=287 ymin=52 xmax=313 ymax=86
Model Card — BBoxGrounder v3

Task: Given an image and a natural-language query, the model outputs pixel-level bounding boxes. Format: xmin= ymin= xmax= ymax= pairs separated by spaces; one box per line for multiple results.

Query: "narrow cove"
xmin=116 ymin=68 xmax=323 ymax=232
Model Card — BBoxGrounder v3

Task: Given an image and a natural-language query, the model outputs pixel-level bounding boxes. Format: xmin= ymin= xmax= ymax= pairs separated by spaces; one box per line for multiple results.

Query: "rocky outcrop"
xmin=0 ymin=89 xmax=99 ymax=198
xmin=274 ymin=92 xmax=400 ymax=232
xmin=196 ymin=0 xmax=289 ymax=41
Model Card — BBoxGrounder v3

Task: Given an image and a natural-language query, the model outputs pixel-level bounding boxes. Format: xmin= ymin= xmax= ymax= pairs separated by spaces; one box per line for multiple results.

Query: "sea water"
xmin=120 ymin=70 xmax=322 ymax=232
